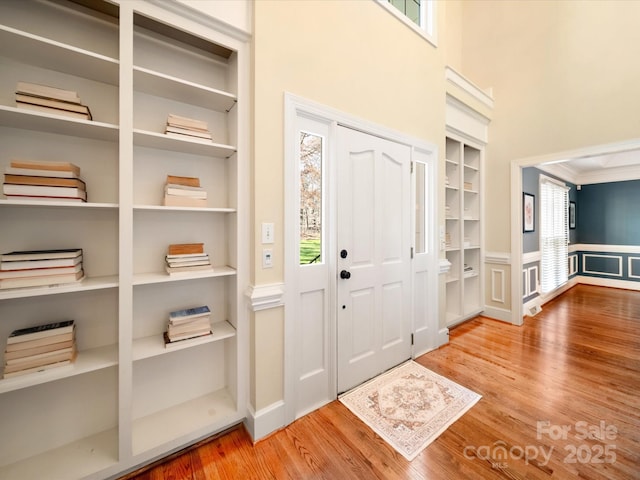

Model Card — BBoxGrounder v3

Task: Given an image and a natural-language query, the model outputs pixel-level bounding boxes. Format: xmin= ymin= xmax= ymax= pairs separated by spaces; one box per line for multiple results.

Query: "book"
xmin=166 ymin=259 xmax=211 ymax=268
xmin=5 ymin=346 xmax=76 ymax=367
xmin=3 ymin=184 xmax=87 ymax=200
xmin=166 ymin=114 xmax=209 ymax=131
xmin=169 ymin=305 xmax=211 ymax=323
xmin=165 ymin=253 xmax=209 ymax=260
xmin=165 ymin=253 xmax=210 ymax=263
xmin=168 ymin=243 xmax=204 ymax=255
xmin=4 ymin=174 xmax=86 ymax=189
xmin=2 ymin=355 xmax=76 ymax=379
xmin=165 ymin=264 xmax=213 ymax=275
xmin=4 ymin=339 xmax=75 ymax=360
xmin=4 ymin=167 xmax=79 ymax=179
xmin=163 ymin=330 xmax=213 ymax=349
xmin=164 ymin=185 xmax=207 ymax=198
xmin=1 ymin=249 xmax=82 ymax=262
xmin=16 ymin=94 xmax=93 ymax=120
xmin=0 ymin=255 xmax=82 ymax=270
xmin=168 ymin=318 xmax=211 ymax=337
xmin=163 ymin=195 xmax=207 ymax=208
xmin=3 ymin=195 xmax=86 ymax=203
xmin=9 ymin=160 xmax=80 ymax=176
xmin=0 ymin=270 xmax=84 ymax=289
xmin=165 ymin=126 xmax=212 ymax=140
xmin=0 ymin=263 xmax=82 ymax=279
xmin=5 ymin=332 xmax=74 ymax=352
xmin=166 ymin=175 xmax=200 ymax=187
xmin=7 ymin=320 xmax=75 ymax=345
xmin=16 ymin=102 xmax=91 ymax=120
xmin=16 ymin=82 xmax=81 ymax=104
xmin=15 ymin=93 xmax=92 ymax=117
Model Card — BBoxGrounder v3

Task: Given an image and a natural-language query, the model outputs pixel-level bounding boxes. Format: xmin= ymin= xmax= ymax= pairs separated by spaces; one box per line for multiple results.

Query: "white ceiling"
xmin=538 ymin=148 xmax=640 ymax=185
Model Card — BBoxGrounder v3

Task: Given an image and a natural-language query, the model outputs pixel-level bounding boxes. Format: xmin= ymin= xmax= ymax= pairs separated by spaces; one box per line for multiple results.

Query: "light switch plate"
xmin=262 ymin=222 xmax=274 ymax=244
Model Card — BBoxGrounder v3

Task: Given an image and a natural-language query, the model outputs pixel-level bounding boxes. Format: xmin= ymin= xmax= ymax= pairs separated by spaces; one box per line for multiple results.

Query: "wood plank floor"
xmin=124 ymin=284 xmax=640 ymax=479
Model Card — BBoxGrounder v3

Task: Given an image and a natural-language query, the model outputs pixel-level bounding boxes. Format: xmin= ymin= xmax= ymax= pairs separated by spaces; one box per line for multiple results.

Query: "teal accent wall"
xmin=577 ymin=180 xmax=640 ymax=245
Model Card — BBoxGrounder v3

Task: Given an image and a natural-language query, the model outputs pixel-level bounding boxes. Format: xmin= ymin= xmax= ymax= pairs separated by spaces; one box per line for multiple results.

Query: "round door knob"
xmin=340 ymin=270 xmax=351 ymax=279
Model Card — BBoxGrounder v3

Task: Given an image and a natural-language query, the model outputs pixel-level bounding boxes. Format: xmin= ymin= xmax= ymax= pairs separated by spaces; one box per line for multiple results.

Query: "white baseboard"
xmin=576 ymin=275 xmax=640 ymax=291
xmin=482 ymin=305 xmax=513 ymax=324
xmin=244 ymin=400 xmax=285 ymax=442
xmin=437 ymin=327 xmax=449 ymax=347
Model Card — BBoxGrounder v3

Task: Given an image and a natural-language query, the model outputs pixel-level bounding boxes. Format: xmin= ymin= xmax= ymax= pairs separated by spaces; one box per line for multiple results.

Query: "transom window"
xmin=389 ymin=0 xmax=422 ymax=26
xmin=381 ymin=0 xmax=436 ymax=42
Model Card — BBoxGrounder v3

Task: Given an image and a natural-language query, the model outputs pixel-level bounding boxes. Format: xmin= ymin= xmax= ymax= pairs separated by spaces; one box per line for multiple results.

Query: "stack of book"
xmin=163 ymin=175 xmax=207 ymax=207
xmin=15 ymin=81 xmax=92 ymax=120
xmin=165 ymin=243 xmax=212 ymax=275
xmin=3 ymin=320 xmax=77 ymax=379
xmin=164 ymin=114 xmax=212 ymax=141
xmin=164 ymin=305 xmax=213 ymax=348
xmin=0 ymin=249 xmax=84 ymax=289
xmin=3 ymin=160 xmax=87 ymax=202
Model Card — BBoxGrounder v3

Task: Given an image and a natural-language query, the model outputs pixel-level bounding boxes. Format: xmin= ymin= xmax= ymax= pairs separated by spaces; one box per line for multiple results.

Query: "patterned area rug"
xmin=339 ymin=360 xmax=482 ymax=461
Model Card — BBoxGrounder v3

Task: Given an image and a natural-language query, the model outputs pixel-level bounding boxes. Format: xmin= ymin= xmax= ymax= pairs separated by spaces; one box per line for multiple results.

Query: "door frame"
xmin=509 ymin=137 xmax=640 ymax=326
xmin=283 ymin=93 xmax=439 ymax=425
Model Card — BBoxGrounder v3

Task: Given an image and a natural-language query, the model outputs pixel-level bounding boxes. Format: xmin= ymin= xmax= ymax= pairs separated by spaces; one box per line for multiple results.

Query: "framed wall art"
xmin=569 ymin=201 xmax=576 ymax=229
xmin=523 ymin=193 xmax=535 ymax=232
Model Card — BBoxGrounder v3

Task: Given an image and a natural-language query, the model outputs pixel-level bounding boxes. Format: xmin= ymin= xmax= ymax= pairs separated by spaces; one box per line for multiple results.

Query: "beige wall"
xmin=460 ymin=0 xmax=640 ymax=255
xmin=251 ymin=0 xmax=450 ymax=410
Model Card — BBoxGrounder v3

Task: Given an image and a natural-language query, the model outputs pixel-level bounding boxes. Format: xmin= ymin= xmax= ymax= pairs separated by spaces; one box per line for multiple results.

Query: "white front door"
xmin=336 ymin=126 xmax=413 ymax=393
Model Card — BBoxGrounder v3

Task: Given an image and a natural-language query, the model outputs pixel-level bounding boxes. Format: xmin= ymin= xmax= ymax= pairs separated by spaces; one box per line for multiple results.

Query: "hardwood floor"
xmin=124 ymin=285 xmax=640 ymax=479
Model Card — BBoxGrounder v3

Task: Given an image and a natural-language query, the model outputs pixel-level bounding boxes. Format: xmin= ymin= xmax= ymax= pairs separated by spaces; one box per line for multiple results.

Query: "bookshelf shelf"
xmin=134 ymin=204 xmax=236 ymax=213
xmin=0 ymin=106 xmax=119 ymax=141
xmin=0 ymin=427 xmax=118 ymax=480
xmin=133 ymin=321 xmax=236 ymax=361
xmin=0 ymin=25 xmax=119 ymax=85
xmin=133 ymin=128 xmax=236 ymax=158
xmin=0 ymin=199 xmax=118 ymax=209
xmin=134 ymin=66 xmax=236 ymax=112
xmin=132 ymin=266 xmax=236 ymax=286
xmin=132 ymin=389 xmax=240 ymax=456
xmin=0 ymin=344 xmax=117 ymax=394
xmin=0 ymin=275 xmax=119 ymax=300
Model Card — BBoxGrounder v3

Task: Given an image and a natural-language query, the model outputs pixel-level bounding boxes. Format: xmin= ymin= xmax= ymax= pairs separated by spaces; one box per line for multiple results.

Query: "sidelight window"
xmin=299 ymin=131 xmax=324 ymax=265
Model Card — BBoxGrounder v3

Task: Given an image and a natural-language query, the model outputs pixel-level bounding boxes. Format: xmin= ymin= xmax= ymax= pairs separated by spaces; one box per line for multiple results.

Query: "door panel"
xmin=337 ymin=126 xmax=412 ymax=393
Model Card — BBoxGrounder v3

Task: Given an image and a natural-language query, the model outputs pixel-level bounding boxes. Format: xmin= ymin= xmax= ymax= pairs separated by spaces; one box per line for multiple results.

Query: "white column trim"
xmin=485 ymin=251 xmax=510 ymax=264
xmin=244 ymin=400 xmax=285 ymax=441
xmin=245 ymin=283 xmax=285 ymax=312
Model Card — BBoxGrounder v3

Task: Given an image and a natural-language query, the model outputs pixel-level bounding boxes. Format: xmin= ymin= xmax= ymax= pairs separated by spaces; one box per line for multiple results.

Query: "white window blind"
xmin=540 ymin=176 xmax=569 ymax=294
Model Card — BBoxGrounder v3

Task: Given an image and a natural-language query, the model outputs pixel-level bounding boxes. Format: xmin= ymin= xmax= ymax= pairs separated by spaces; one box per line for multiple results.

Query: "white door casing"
xmin=336 ymin=126 xmax=413 ymax=394
xmin=284 ymin=93 xmax=438 ymax=427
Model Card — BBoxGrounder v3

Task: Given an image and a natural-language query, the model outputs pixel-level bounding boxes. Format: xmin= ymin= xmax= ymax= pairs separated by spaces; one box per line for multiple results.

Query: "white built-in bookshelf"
xmin=0 ymin=1 xmax=247 ymax=478
xmin=444 ymin=135 xmax=484 ymax=326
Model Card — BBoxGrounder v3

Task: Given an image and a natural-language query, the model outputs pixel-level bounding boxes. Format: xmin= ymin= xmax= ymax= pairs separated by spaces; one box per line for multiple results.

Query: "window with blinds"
xmin=540 ymin=175 xmax=569 ymax=293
